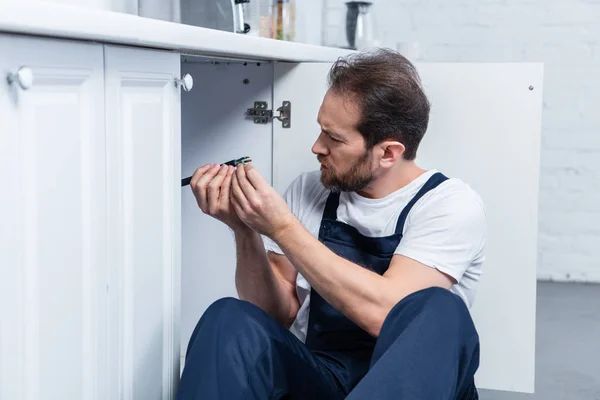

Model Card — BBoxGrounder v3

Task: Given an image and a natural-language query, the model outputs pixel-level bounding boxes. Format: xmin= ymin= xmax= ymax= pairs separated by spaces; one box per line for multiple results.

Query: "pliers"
xmin=181 ymin=156 xmax=251 ymax=187
xmin=223 ymin=156 xmax=252 ymax=167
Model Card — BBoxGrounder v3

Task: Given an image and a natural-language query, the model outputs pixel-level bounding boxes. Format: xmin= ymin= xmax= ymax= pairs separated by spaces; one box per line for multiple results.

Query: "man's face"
xmin=312 ymin=90 xmax=375 ymax=192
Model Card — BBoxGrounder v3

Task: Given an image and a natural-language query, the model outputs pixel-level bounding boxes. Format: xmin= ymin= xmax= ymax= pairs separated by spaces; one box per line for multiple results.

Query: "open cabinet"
xmin=180 ymin=56 xmax=543 ymax=395
xmin=0 ymin=31 xmax=542 ymax=399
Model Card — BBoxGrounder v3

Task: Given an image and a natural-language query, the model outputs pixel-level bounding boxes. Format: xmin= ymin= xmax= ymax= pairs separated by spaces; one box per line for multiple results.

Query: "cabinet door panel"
xmin=104 ymin=45 xmax=181 ymax=400
xmin=0 ymin=34 xmax=106 ymax=400
xmin=273 ymin=62 xmax=543 ymax=393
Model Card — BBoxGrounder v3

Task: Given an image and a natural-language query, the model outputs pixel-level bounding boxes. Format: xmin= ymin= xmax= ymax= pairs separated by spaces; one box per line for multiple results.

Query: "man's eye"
xmin=322 ymin=130 xmax=342 ymax=143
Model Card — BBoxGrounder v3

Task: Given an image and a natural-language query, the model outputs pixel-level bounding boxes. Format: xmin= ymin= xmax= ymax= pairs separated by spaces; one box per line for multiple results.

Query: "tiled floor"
xmin=480 ymin=282 xmax=600 ymax=400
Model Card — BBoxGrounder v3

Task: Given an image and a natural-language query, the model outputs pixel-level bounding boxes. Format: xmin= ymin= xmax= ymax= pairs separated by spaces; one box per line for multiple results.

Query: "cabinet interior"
xmin=180 ymin=54 xmax=275 ymax=353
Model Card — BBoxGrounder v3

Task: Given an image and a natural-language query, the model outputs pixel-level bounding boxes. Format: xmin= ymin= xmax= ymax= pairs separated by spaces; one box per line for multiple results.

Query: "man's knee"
xmin=399 ymin=286 xmax=469 ymax=316
xmin=187 ymin=297 xmax=276 ymax=355
xmin=415 ymin=286 xmax=469 ymax=315
xmin=382 ymin=287 xmax=477 ymax=338
xmin=202 ymin=297 xmax=248 ymax=324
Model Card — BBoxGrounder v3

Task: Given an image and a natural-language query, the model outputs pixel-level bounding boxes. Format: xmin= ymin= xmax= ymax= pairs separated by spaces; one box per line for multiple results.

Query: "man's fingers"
xmin=236 ymin=164 xmax=260 ymax=205
xmin=193 ymin=164 xmax=220 ymax=211
xmin=243 ymin=164 xmax=269 ymax=191
xmin=232 ymin=172 xmax=249 ymax=211
xmin=219 ymin=166 xmax=234 ymax=204
xmin=207 ymin=165 xmax=228 ymax=214
xmin=189 ymin=164 xmax=212 ymax=190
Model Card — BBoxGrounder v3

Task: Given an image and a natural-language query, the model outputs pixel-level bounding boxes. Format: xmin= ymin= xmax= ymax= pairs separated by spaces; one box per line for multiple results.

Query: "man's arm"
xmin=187 ymin=163 xmax=300 ymax=327
xmin=272 ymin=221 xmax=454 ymax=337
xmin=234 ymin=228 xmax=300 ymax=328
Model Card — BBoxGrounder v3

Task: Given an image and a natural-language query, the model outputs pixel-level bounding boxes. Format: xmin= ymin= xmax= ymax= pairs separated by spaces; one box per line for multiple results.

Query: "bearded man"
xmin=178 ymin=48 xmax=486 ymax=400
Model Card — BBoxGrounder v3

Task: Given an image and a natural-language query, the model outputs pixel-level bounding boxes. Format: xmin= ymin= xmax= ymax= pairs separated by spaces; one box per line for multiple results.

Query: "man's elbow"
xmin=364 ymin=308 xmax=390 ymax=338
xmin=279 ymin=307 xmax=298 ymax=329
xmin=279 ymin=297 xmax=300 ymax=329
xmin=364 ymin=285 xmax=453 ymax=337
xmin=362 ymin=294 xmax=408 ymax=337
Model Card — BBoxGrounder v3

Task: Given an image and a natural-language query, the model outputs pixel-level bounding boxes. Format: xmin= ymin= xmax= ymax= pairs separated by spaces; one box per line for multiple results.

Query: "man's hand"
xmin=231 ymin=164 xmax=295 ymax=239
xmin=190 ymin=163 xmax=249 ymax=232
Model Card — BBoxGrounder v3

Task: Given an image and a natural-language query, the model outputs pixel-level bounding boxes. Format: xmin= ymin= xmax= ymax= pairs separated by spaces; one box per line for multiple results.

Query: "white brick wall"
xmin=319 ymin=0 xmax=600 ymax=283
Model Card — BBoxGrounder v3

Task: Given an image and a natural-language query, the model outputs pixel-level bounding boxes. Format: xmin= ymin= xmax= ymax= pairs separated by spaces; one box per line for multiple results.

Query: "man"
xmin=178 ymin=49 xmax=486 ymax=400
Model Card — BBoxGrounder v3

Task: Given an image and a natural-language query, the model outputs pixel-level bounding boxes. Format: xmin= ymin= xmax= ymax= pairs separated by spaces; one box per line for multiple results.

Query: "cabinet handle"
xmin=175 ymin=73 xmax=193 ymax=92
xmin=7 ymin=67 xmax=34 ymax=90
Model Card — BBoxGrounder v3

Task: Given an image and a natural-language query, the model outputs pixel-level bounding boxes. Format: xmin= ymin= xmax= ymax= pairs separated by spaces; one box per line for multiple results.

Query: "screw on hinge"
xmin=529 ymin=85 xmax=534 ymax=90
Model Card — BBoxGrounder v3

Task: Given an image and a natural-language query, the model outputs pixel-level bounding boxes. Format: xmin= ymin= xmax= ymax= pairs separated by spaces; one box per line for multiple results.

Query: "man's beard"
xmin=318 ymin=151 xmax=374 ymax=192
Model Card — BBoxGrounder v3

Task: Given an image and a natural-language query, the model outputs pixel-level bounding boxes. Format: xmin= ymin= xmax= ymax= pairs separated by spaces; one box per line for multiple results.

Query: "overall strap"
xmin=395 ymin=172 xmax=449 ymax=235
xmin=322 ymin=191 xmax=341 ymax=220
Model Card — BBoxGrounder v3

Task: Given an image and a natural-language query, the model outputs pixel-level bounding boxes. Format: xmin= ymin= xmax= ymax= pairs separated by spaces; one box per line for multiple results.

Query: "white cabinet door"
xmin=413 ymin=63 xmax=542 ymax=393
xmin=273 ymin=62 xmax=543 ymax=393
xmin=104 ymin=45 xmax=181 ymax=400
xmin=0 ymin=35 xmax=107 ymax=400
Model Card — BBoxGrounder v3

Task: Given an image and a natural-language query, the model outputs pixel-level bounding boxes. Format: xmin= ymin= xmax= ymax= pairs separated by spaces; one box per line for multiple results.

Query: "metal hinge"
xmin=246 ymin=101 xmax=291 ymax=128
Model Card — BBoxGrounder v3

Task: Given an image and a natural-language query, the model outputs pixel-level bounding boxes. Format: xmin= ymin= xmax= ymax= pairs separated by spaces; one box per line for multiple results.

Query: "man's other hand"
xmin=231 ymin=164 xmax=295 ymax=239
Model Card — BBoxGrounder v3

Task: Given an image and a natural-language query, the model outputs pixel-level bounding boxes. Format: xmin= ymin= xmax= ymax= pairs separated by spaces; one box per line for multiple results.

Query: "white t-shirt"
xmin=263 ymin=169 xmax=487 ymax=343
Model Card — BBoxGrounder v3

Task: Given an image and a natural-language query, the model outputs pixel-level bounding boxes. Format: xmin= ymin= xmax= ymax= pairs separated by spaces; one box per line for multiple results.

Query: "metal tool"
xmin=181 ymin=156 xmax=252 ymax=187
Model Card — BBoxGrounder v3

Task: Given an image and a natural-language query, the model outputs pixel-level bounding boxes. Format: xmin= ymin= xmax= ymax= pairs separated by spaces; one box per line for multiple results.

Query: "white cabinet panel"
xmin=0 ymin=35 xmax=106 ymax=400
xmin=272 ymin=62 xmax=543 ymax=393
xmin=104 ymin=45 xmax=181 ymax=400
xmin=416 ymin=63 xmax=543 ymax=393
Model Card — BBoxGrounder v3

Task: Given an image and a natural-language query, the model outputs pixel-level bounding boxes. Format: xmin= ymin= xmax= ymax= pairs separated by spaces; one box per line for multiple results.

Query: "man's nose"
xmin=311 ymin=133 xmax=328 ymax=156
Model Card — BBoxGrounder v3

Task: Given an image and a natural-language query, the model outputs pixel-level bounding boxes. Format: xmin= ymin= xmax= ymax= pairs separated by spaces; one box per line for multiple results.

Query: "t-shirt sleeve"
xmin=263 ymin=175 xmax=303 ymax=254
xmin=394 ymin=188 xmax=487 ymax=283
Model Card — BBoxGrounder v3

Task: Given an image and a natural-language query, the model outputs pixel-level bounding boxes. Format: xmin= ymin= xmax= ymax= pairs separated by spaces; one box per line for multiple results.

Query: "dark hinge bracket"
xmin=246 ymin=101 xmax=291 ymax=128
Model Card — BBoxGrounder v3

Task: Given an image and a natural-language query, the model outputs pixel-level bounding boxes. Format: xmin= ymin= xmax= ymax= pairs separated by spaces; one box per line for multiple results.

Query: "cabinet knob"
xmin=7 ymin=67 xmax=34 ymax=90
xmin=176 ymin=73 xmax=193 ymax=92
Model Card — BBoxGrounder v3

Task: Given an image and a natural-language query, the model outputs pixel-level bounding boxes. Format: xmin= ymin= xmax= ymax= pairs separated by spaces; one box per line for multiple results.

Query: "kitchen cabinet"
xmin=0 ymin=20 xmax=543 ymax=399
xmin=0 ymin=34 xmax=108 ymax=400
xmin=0 ymin=36 xmax=182 ymax=400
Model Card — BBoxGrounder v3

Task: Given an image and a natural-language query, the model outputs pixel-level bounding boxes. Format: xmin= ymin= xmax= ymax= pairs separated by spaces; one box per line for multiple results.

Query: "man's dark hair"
xmin=327 ymin=48 xmax=431 ymax=160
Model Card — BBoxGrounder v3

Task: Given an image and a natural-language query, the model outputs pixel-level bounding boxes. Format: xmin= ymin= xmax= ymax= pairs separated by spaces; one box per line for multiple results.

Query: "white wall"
xmin=320 ymin=0 xmax=600 ymax=283
xmin=294 ymin=0 xmax=324 ymax=45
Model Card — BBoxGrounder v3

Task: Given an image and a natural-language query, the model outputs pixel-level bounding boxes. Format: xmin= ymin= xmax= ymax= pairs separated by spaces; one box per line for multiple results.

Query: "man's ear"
xmin=378 ymin=141 xmax=405 ymax=167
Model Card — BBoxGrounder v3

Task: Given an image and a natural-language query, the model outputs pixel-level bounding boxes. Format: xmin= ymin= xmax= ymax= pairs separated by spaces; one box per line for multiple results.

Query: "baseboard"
xmin=537 ymin=271 xmax=600 ymax=284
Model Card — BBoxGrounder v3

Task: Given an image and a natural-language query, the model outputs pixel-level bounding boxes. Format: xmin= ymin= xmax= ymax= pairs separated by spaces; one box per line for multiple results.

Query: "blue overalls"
xmin=177 ymin=172 xmax=480 ymax=400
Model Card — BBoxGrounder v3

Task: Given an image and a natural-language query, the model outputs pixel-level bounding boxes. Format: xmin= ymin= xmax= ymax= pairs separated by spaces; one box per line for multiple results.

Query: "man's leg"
xmin=346 ymin=287 xmax=480 ymax=400
xmin=177 ymin=297 xmax=347 ymax=400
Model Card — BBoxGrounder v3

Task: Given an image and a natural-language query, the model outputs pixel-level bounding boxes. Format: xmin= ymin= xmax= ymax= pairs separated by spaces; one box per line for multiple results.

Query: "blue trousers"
xmin=177 ymin=287 xmax=480 ymax=400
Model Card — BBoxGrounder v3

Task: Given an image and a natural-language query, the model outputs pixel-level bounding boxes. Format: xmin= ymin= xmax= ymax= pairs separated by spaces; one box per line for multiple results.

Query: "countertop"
xmin=0 ymin=2 xmax=352 ymax=62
